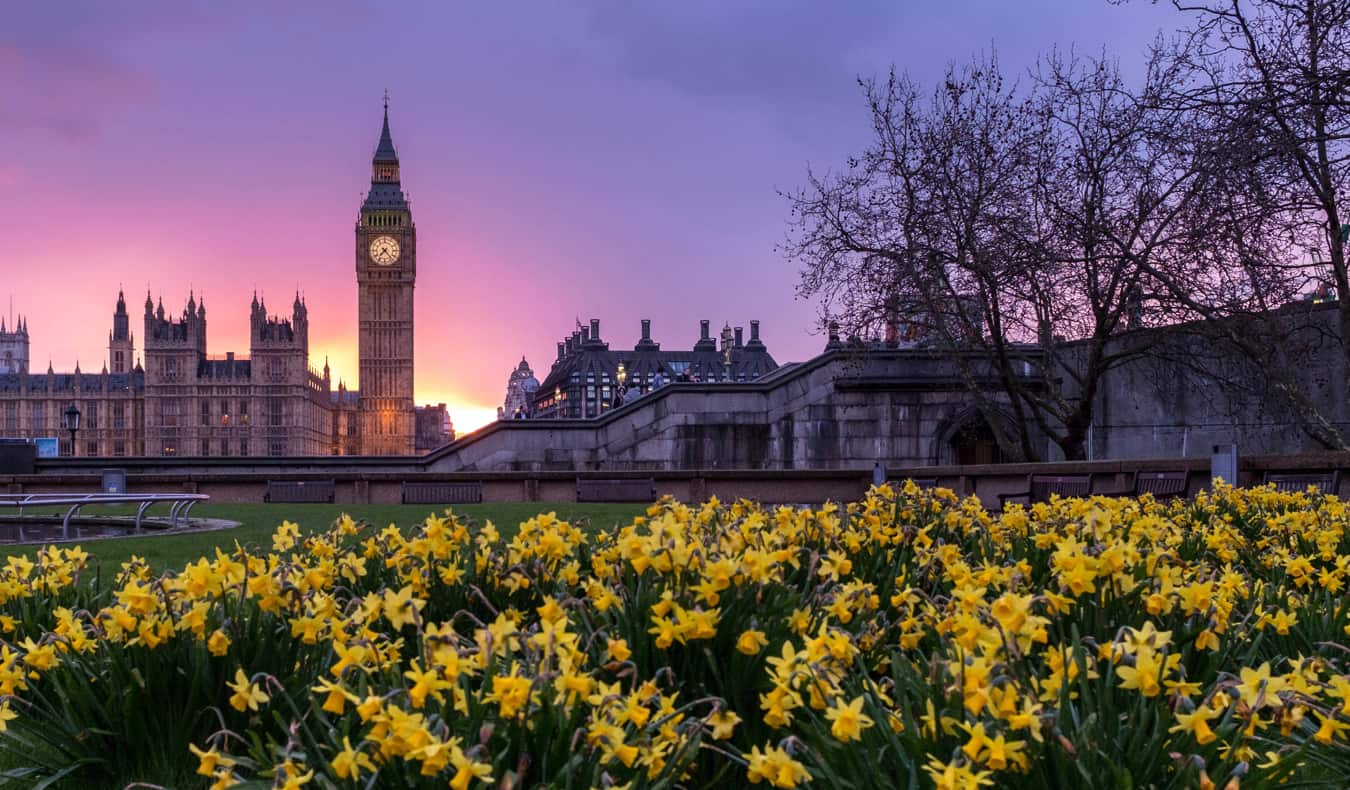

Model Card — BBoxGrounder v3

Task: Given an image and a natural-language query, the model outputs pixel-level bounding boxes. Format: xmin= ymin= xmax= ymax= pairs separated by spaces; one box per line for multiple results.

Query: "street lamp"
xmin=721 ymin=323 xmax=735 ymax=381
xmin=554 ymin=385 xmax=563 ymax=418
xmin=62 ymin=403 xmax=81 ymax=457
xmin=616 ymin=361 xmax=627 ymax=387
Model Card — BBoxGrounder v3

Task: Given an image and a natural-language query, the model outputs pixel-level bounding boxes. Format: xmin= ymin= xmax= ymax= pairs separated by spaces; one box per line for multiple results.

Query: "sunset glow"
xmin=3 ymin=2 xmax=1182 ymax=434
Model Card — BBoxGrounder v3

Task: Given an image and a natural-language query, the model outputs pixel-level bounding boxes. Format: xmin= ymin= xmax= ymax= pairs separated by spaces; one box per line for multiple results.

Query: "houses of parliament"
xmin=0 ymin=102 xmax=449 ymax=457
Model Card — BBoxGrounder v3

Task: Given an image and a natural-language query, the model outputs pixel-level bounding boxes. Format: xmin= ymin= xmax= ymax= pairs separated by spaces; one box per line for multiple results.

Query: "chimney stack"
xmin=750 ymin=320 xmax=760 ymax=343
xmin=734 ymin=326 xmax=744 ymax=348
xmin=590 ymin=318 xmax=600 ymax=341
xmin=635 ymin=318 xmax=659 ymax=351
xmin=557 ymin=341 xmax=565 ymax=360
xmin=694 ymin=319 xmax=717 ymax=351
xmin=825 ymin=321 xmax=844 ymax=351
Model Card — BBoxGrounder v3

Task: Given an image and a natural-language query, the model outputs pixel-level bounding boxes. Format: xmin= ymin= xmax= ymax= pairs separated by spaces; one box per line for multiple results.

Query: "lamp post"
xmin=62 ymin=403 xmax=81 ymax=457
xmin=721 ymin=323 xmax=735 ymax=381
xmin=554 ymin=386 xmax=563 ymax=418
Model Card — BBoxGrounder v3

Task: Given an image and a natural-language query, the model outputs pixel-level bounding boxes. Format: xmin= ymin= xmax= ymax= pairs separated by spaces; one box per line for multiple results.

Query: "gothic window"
xmin=112 ymin=402 xmax=126 ymax=429
xmin=200 ymin=399 xmax=211 ymax=426
xmin=113 ymin=441 xmax=125 ymax=457
xmin=162 ymin=439 xmax=177 ymax=456
xmin=30 ymin=402 xmax=44 ymax=431
xmin=239 ymin=400 xmax=249 ymax=424
xmin=161 ymin=400 xmax=179 ymax=427
xmin=219 ymin=438 xmax=229 ymax=457
xmin=240 ymin=439 xmax=249 ymax=456
xmin=86 ymin=440 xmax=97 ymax=456
xmin=269 ymin=398 xmax=283 ymax=426
xmin=268 ymin=439 xmax=285 ymax=457
xmin=85 ymin=402 xmax=98 ymax=429
xmin=200 ymin=439 xmax=210 ymax=456
xmin=4 ymin=403 xmax=16 ymax=432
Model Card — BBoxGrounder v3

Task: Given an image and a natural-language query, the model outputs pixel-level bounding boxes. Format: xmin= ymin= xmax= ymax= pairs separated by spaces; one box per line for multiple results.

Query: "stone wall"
xmin=1082 ymin=302 xmax=1350 ymax=460
xmin=420 ymin=349 xmax=1030 ymax=472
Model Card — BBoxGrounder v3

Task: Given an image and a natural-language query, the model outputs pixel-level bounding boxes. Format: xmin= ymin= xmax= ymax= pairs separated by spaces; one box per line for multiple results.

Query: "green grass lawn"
xmin=0 ymin=502 xmax=648 ymax=582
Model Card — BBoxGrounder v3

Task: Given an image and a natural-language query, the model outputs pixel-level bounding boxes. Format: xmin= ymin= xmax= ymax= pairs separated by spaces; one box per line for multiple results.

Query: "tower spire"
xmin=374 ymin=92 xmax=398 ymax=163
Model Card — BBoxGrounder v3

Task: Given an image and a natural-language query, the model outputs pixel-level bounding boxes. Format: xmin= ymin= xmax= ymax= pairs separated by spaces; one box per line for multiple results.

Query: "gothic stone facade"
xmin=0 ymin=105 xmax=441 ymax=457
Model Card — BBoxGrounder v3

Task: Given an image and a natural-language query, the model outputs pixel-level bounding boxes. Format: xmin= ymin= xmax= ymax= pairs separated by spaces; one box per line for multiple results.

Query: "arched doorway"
xmin=933 ymin=407 xmax=1010 ymax=466
xmin=950 ymin=416 xmax=1004 ymax=465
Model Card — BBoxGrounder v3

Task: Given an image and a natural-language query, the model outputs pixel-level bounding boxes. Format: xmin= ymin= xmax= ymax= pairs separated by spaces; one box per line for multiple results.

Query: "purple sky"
xmin=2 ymin=1 xmax=1185 ymax=430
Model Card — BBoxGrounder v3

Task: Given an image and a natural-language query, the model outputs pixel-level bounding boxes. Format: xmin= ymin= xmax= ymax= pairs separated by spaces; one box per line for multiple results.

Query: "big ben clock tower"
xmin=356 ymin=95 xmax=416 ymax=455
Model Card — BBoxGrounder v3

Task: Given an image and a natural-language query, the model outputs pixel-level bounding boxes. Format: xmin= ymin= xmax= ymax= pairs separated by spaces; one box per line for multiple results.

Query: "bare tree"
xmin=785 ymin=51 xmax=1213 ymax=460
xmin=1134 ymin=0 xmax=1350 ymax=447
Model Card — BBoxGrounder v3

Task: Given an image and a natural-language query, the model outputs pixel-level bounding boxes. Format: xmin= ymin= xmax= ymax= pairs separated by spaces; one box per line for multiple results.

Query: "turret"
xmin=110 ymin=289 xmax=134 ymax=374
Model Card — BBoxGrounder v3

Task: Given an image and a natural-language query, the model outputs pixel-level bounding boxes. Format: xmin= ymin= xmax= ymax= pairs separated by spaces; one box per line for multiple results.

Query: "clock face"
xmin=369 ymin=236 xmax=400 ymax=265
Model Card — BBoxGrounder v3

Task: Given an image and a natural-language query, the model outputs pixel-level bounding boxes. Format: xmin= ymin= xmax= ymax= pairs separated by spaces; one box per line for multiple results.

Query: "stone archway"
xmin=932 ymin=406 xmax=1011 ymax=466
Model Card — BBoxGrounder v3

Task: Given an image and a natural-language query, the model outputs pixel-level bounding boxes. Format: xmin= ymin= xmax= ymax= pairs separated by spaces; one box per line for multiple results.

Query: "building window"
xmin=220 ymin=438 xmax=229 ymax=457
xmin=112 ymin=402 xmax=126 ymax=430
xmin=113 ymin=441 xmax=126 ymax=457
xmin=239 ymin=439 xmax=249 ymax=456
xmin=200 ymin=439 xmax=210 ymax=456
xmin=86 ymin=440 xmax=98 ymax=456
xmin=3 ymin=403 xmax=16 ymax=433
xmin=162 ymin=439 xmax=178 ymax=456
xmin=30 ymin=403 xmax=44 ymax=431
xmin=85 ymin=402 xmax=98 ymax=429
xmin=239 ymin=400 xmax=249 ymax=424
xmin=269 ymin=399 xmax=283 ymax=427
xmin=200 ymin=399 xmax=211 ymax=426
xmin=268 ymin=440 xmax=285 ymax=457
xmin=161 ymin=400 xmax=180 ymax=427
xmin=165 ymin=358 xmax=179 ymax=380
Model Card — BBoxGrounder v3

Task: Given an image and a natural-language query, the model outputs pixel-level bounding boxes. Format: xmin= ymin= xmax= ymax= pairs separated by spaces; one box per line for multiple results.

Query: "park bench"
xmin=886 ymin=477 xmax=939 ymax=490
xmin=576 ymin=477 xmax=656 ymax=503
xmin=1101 ymin=470 xmax=1189 ymax=500
xmin=401 ymin=481 xmax=483 ymax=505
xmin=1262 ymin=470 xmax=1341 ymax=494
xmin=999 ymin=473 xmax=1092 ymax=509
xmin=264 ymin=479 xmax=335 ymax=503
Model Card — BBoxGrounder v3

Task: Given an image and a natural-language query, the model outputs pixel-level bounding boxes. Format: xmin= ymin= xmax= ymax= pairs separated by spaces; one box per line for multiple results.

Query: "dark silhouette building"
xmin=532 ymin=318 xmax=777 ymax=418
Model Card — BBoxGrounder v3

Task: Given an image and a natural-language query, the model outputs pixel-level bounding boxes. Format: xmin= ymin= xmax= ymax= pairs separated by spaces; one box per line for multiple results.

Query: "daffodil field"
xmin=0 ymin=482 xmax=1348 ymax=789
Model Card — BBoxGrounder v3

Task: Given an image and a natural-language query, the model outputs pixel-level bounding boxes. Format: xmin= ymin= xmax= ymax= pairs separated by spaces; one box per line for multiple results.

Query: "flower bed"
xmin=0 ymin=482 xmax=1347 ymax=788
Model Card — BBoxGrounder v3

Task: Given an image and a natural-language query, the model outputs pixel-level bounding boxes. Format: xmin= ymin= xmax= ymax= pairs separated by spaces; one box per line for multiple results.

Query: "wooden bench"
xmin=1262 ymin=471 xmax=1341 ymax=494
xmin=999 ymin=474 xmax=1092 ymax=508
xmin=401 ymin=481 xmax=483 ymax=505
xmin=576 ymin=478 xmax=656 ymax=503
xmin=1101 ymin=470 xmax=1188 ymax=500
xmin=264 ymin=479 xmax=335 ymax=503
xmin=887 ymin=477 xmax=939 ymax=490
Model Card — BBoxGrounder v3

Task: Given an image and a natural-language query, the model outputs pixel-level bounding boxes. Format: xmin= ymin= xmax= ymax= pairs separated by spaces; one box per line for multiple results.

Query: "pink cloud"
xmin=0 ymin=43 xmax=151 ymax=142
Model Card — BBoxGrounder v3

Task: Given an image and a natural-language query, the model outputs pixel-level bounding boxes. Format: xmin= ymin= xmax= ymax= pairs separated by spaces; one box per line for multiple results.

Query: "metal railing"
xmin=0 ymin=493 xmax=210 ymax=540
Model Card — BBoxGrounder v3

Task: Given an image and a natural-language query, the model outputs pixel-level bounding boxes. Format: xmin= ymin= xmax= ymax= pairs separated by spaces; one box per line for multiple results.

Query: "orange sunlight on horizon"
xmin=310 ymin=344 xmax=500 ymax=435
